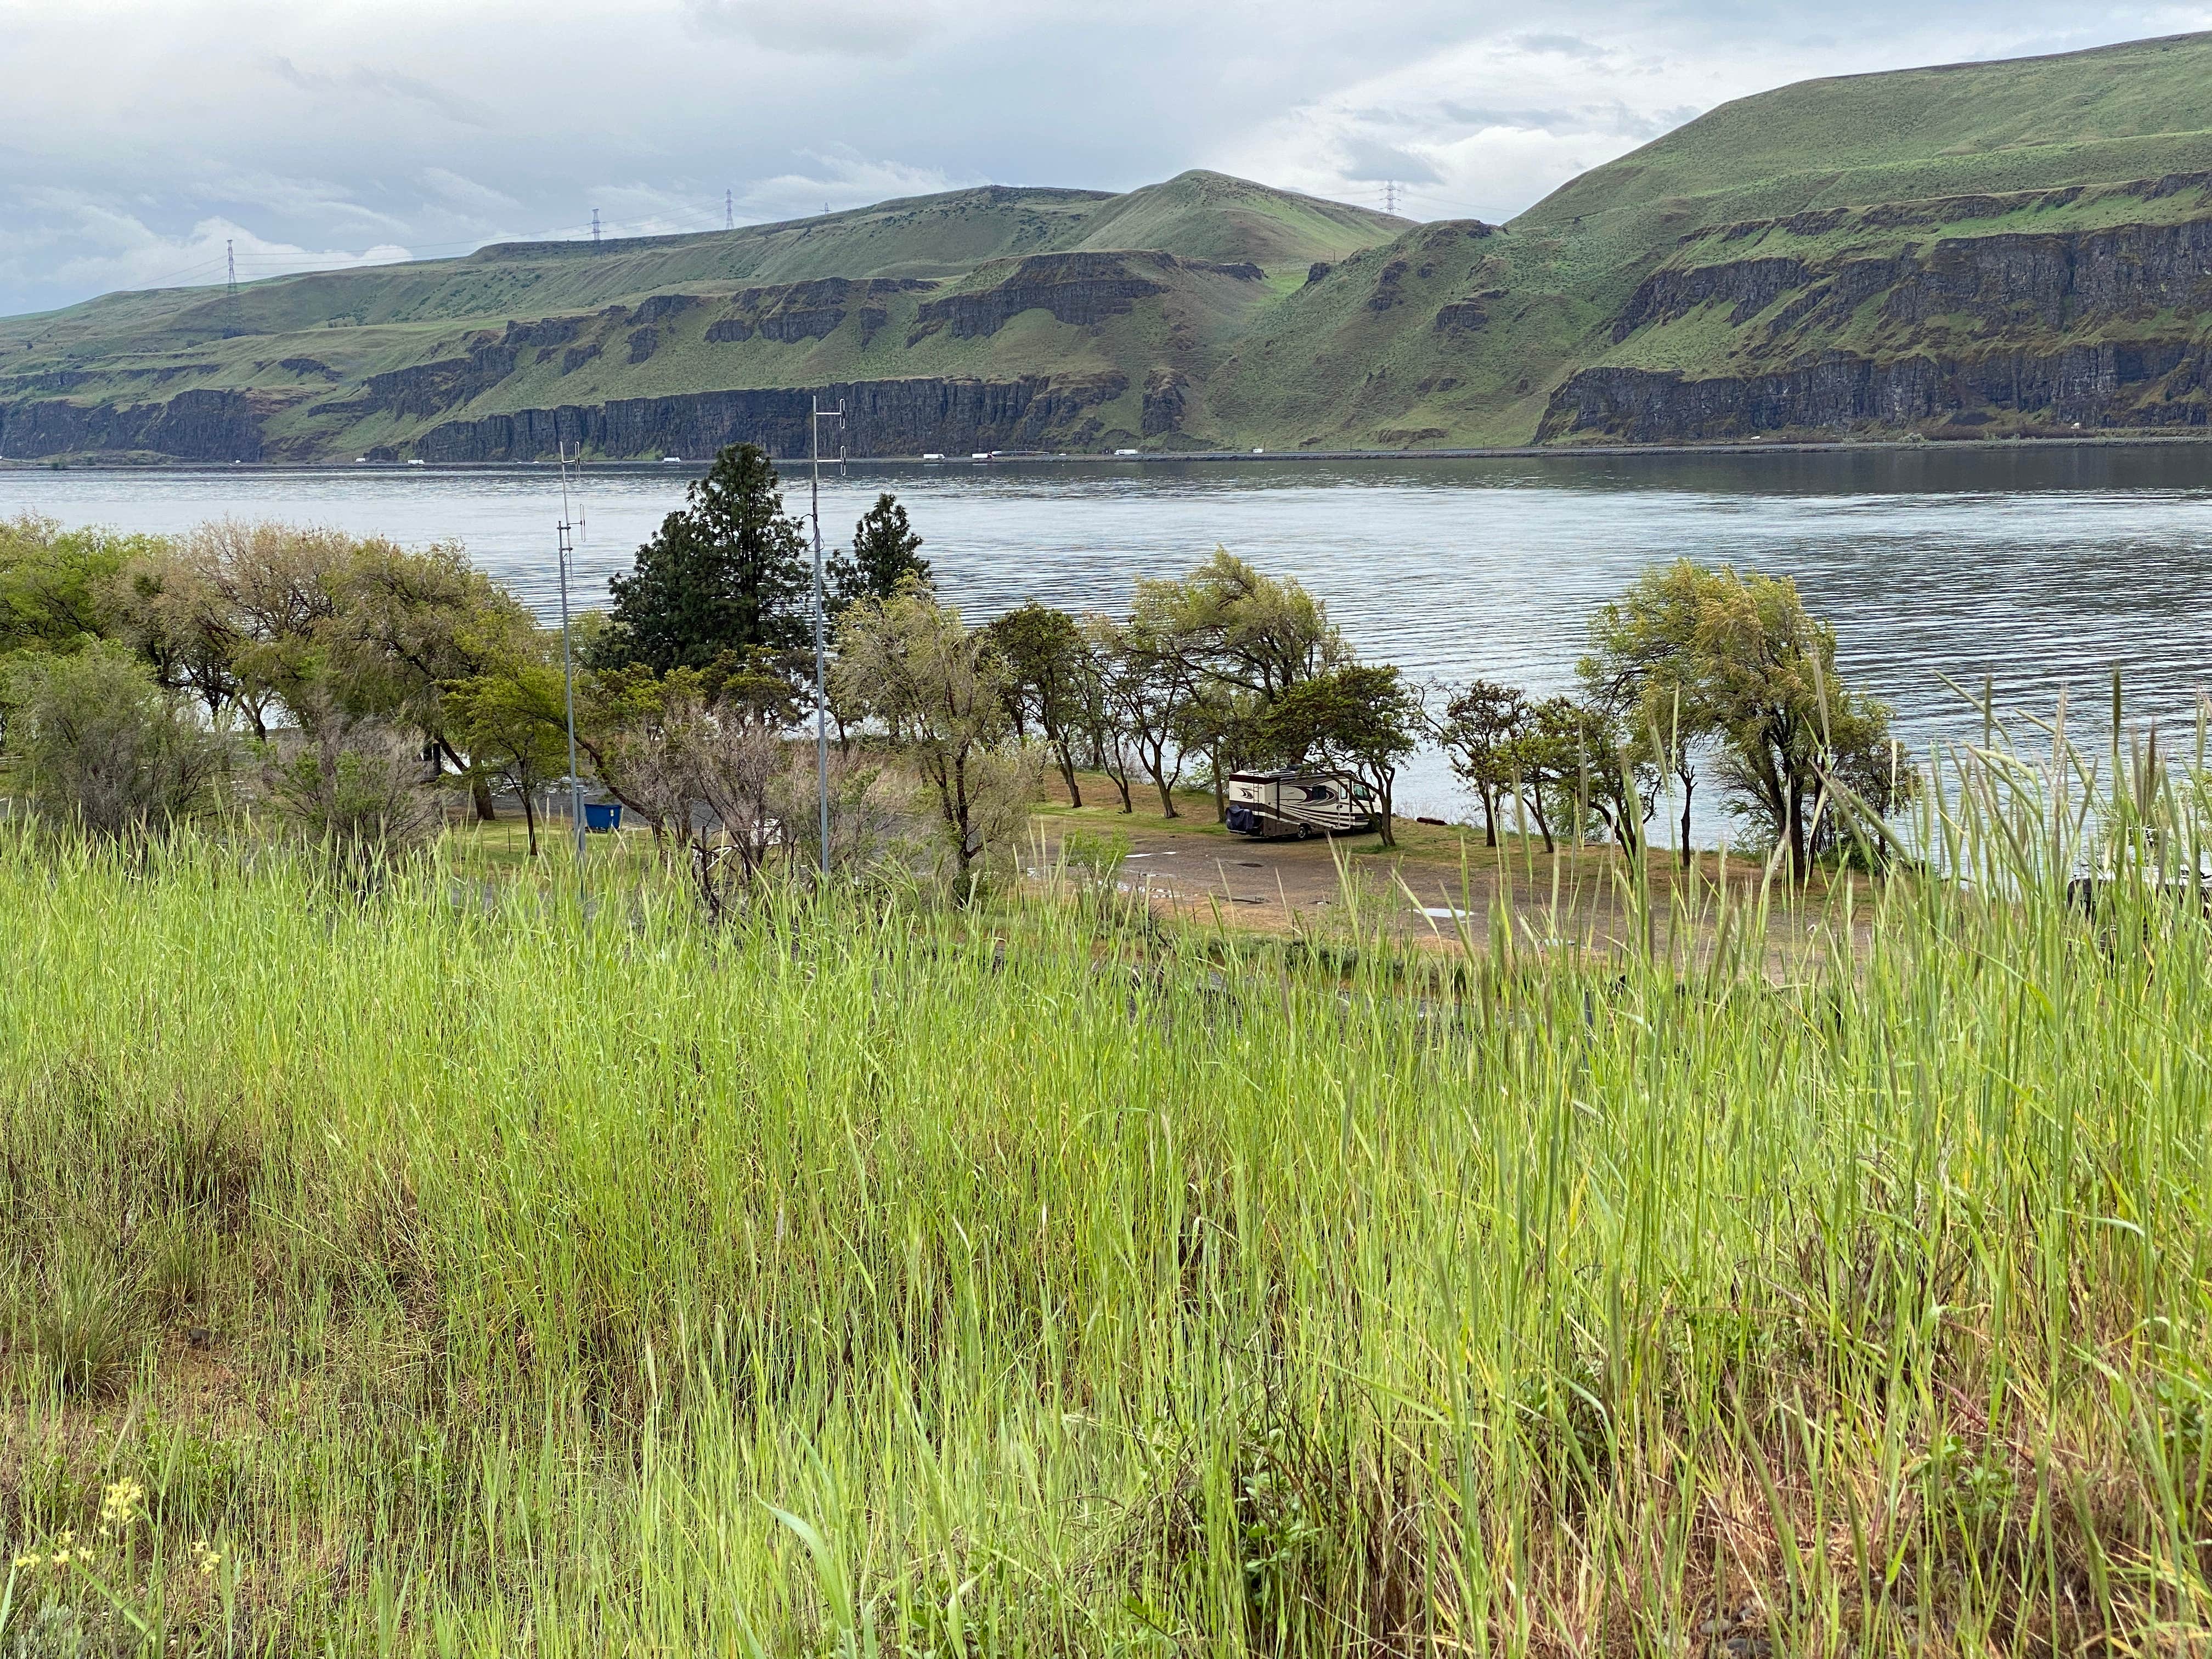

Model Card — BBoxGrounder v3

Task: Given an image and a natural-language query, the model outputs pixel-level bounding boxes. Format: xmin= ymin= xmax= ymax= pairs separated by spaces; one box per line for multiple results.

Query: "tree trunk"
xmin=1530 ymin=792 xmax=1555 ymax=855
xmin=1677 ymin=766 xmax=1694 ymax=871
xmin=1374 ymin=776 xmax=1395 ymax=848
xmin=1481 ymin=786 xmax=1498 ymax=848
xmin=1051 ymin=733 xmax=1081 ymax=808
xmin=520 ymin=788 xmax=539 ymax=857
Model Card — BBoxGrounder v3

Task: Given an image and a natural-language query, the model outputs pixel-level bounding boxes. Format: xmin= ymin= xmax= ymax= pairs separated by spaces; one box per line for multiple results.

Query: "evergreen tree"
xmin=600 ymin=445 xmax=808 ymax=672
xmin=828 ymin=494 xmax=929 ymax=616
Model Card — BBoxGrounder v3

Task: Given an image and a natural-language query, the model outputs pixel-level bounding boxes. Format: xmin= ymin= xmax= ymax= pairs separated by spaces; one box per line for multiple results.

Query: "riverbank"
xmin=10 ymin=426 xmax=2212 ymax=471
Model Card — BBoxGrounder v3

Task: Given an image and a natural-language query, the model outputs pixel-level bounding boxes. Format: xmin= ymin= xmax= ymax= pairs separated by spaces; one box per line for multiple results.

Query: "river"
xmin=6 ymin=445 xmax=2209 ymax=839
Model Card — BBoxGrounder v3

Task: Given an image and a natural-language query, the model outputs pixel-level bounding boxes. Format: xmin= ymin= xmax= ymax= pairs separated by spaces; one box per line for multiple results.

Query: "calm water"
xmin=8 ymin=448 xmax=2210 ymax=834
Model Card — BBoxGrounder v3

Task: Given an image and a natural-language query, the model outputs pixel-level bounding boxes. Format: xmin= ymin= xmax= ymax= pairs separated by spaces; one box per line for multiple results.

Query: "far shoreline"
xmin=7 ymin=429 xmax=2212 ymax=473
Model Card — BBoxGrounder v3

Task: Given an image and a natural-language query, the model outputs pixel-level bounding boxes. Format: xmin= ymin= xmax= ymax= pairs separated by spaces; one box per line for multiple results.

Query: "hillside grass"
xmin=1 ymin=721 xmax=2209 ymax=1654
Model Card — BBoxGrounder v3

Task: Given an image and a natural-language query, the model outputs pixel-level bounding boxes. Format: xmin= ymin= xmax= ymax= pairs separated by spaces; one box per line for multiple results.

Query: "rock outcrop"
xmin=406 ymin=373 xmax=1132 ymax=462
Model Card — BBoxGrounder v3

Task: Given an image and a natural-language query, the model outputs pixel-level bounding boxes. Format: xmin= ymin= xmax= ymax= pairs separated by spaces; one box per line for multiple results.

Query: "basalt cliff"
xmin=9 ymin=32 xmax=2212 ymax=460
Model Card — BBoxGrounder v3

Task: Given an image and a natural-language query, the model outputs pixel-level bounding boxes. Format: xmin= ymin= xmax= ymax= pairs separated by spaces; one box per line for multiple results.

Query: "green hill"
xmin=10 ymin=34 xmax=2212 ymax=461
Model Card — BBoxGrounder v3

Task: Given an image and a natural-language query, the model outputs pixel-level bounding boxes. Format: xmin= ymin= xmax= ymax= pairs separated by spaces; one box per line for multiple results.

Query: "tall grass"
xmin=0 ymin=703 xmax=2208 ymax=1656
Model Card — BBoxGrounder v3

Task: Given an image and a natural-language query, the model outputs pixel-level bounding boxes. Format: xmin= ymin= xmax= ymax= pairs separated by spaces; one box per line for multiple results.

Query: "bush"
xmin=257 ymin=712 xmax=444 ymax=870
xmin=1 ymin=642 xmax=229 ymax=840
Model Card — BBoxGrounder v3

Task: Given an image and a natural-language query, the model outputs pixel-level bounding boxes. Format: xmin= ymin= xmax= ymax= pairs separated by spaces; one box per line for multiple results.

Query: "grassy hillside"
xmin=1213 ymin=31 xmax=2212 ymax=448
xmin=9 ymin=34 xmax=2212 ymax=459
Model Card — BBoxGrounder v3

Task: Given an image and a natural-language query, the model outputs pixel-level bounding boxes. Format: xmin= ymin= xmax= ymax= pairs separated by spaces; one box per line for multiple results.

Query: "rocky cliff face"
xmin=909 ymin=251 xmax=1257 ymax=342
xmin=406 ymin=373 xmax=1132 ymax=463
xmin=1546 ymin=205 xmax=2212 ymax=439
xmin=0 ymin=388 xmax=274 ymax=460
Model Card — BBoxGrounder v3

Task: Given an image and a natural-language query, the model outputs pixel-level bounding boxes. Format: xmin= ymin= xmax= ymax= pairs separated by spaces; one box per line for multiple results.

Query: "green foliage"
xmin=1260 ymin=663 xmax=1419 ymax=844
xmin=601 ymin=444 xmax=810 ymax=672
xmin=834 ymin=583 xmax=1034 ymax=887
xmin=985 ymin=601 xmax=1087 ymax=803
xmin=1584 ymin=560 xmax=1916 ymax=871
xmin=0 ymin=514 xmax=150 ymax=656
xmin=0 ymin=642 xmax=230 ymax=840
xmin=828 ymin=493 xmax=929 ymax=617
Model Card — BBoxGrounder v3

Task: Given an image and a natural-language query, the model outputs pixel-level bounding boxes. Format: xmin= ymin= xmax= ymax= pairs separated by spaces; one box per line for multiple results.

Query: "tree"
xmin=443 ymin=629 xmax=571 ymax=857
xmin=986 ymin=602 xmax=1087 ymax=806
xmin=1260 ymin=664 xmax=1420 ymax=847
xmin=600 ymin=444 xmax=809 ymax=672
xmin=1429 ymin=679 xmax=1531 ymax=847
xmin=0 ymin=515 xmax=143 ymax=656
xmin=1131 ymin=550 xmax=1344 ymax=820
xmin=1594 ymin=562 xmax=1915 ymax=874
xmin=1089 ymin=610 xmax=1197 ymax=819
xmin=1 ymin=643 xmax=229 ymax=842
xmin=828 ymin=494 xmax=929 ymax=616
xmin=1523 ymin=696 xmax=1656 ymax=858
xmin=324 ymin=539 xmax=537 ymax=820
xmin=1580 ymin=563 xmax=1719 ymax=870
xmin=834 ymin=584 xmax=1037 ymax=890
xmin=1171 ymin=549 xmax=1345 ymax=701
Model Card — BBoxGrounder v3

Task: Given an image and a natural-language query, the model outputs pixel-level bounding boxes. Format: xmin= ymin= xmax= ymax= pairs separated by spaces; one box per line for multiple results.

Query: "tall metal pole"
xmin=809 ymin=399 xmax=844 ymax=879
xmin=557 ymin=445 xmax=586 ymax=911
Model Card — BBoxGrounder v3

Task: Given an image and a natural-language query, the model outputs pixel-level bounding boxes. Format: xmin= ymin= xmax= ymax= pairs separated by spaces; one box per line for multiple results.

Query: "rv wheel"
xmin=1297 ymin=823 xmax=1314 ymax=840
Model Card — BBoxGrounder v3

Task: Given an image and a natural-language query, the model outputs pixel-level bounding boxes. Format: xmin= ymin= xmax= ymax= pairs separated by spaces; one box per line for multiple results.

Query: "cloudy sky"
xmin=4 ymin=0 xmax=2209 ymax=318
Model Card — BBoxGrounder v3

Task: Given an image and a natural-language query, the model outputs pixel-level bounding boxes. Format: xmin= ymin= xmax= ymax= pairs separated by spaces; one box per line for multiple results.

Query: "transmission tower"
xmin=591 ymin=208 xmax=601 ymax=245
xmin=225 ymin=239 xmax=238 ymax=299
xmin=725 ymin=188 xmax=733 ymax=230
xmin=1385 ymin=181 xmax=1399 ymax=215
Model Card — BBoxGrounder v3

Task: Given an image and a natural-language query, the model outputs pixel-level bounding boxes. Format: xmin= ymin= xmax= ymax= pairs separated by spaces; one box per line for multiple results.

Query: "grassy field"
xmin=0 ymin=724 xmax=2208 ymax=1655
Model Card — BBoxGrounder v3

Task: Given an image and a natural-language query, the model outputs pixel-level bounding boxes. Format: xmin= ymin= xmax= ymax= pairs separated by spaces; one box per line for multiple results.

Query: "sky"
xmin=4 ymin=0 xmax=2210 ymax=319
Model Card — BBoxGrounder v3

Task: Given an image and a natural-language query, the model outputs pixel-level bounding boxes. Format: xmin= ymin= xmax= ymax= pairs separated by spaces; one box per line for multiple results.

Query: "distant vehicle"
xmin=405 ymin=458 xmax=426 ymax=467
xmin=1252 ymin=446 xmax=1265 ymax=454
xmin=661 ymin=455 xmax=684 ymax=463
xmin=353 ymin=456 xmax=367 ymax=464
xmin=1113 ymin=448 xmax=1140 ymax=457
xmin=970 ymin=452 xmax=991 ymax=461
xmin=922 ymin=452 xmax=945 ymax=461
xmin=1224 ymin=770 xmax=1374 ymax=839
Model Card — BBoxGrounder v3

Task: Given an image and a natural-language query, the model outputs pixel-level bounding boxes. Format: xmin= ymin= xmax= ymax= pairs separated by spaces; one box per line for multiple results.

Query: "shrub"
xmin=1 ymin=642 xmax=229 ymax=840
xmin=257 ymin=712 xmax=443 ymax=869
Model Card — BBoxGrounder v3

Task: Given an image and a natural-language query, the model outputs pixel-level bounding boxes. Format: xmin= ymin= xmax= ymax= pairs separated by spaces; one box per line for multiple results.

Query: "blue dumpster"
xmin=583 ymin=802 xmax=622 ymax=833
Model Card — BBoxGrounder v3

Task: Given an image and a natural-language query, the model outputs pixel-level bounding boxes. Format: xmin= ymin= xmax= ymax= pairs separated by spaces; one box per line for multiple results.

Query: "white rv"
xmin=1225 ymin=770 xmax=1374 ymax=839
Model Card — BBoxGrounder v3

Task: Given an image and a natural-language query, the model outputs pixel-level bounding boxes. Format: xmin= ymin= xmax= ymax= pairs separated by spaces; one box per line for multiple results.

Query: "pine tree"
xmin=828 ymin=494 xmax=929 ymax=616
xmin=600 ymin=444 xmax=808 ymax=672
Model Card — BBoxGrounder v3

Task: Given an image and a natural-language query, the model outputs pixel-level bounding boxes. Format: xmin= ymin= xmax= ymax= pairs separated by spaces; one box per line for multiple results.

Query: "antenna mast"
xmin=809 ymin=398 xmax=845 ymax=880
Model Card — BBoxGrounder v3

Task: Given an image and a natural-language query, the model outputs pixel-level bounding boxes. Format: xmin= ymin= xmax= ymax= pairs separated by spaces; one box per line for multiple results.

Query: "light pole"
xmin=809 ymin=398 xmax=845 ymax=880
xmin=557 ymin=444 xmax=586 ymax=911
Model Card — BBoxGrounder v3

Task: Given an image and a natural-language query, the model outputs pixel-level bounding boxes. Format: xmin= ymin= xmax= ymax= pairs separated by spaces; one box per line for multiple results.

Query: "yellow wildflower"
xmin=10 ymin=1553 xmax=41 ymax=1571
xmin=98 ymin=1480 xmax=146 ymax=1528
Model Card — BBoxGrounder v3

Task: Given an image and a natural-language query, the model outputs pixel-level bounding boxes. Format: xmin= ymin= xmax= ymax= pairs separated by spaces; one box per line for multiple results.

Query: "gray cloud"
xmin=1339 ymin=138 xmax=1446 ymax=184
xmin=1 ymin=1 xmax=2207 ymax=317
